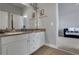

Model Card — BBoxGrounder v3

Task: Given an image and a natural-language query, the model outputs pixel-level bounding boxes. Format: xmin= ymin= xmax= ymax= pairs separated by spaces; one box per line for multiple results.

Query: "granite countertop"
xmin=0 ymin=29 xmax=46 ymax=37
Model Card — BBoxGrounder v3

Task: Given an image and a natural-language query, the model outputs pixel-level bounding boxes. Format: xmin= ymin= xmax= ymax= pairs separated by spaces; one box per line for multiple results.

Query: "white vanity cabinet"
xmin=13 ymin=14 xmax=23 ymax=29
xmin=0 ymin=31 xmax=45 ymax=55
xmin=0 ymin=11 xmax=8 ymax=29
xmin=0 ymin=34 xmax=28 ymax=55
xmin=28 ymin=33 xmax=39 ymax=54
xmin=38 ymin=32 xmax=45 ymax=47
xmin=28 ymin=32 xmax=45 ymax=54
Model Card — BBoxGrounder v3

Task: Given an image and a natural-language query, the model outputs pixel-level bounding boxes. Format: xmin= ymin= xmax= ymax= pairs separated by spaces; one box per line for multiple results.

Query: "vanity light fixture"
xmin=23 ymin=15 xmax=28 ymax=18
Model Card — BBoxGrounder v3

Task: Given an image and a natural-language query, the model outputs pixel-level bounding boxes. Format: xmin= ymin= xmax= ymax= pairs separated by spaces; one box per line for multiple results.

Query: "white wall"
xmin=38 ymin=3 xmax=57 ymax=45
xmin=59 ymin=3 xmax=79 ymax=29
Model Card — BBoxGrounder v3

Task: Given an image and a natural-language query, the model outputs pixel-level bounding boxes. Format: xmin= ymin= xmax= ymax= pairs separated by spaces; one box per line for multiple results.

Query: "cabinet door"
xmin=13 ymin=14 xmax=23 ymax=29
xmin=31 ymin=32 xmax=45 ymax=49
xmin=33 ymin=33 xmax=41 ymax=49
xmin=28 ymin=33 xmax=36 ymax=54
xmin=6 ymin=39 xmax=28 ymax=55
xmin=0 ymin=11 xmax=8 ymax=29
xmin=1 ymin=34 xmax=28 ymax=55
xmin=28 ymin=33 xmax=38 ymax=54
xmin=28 ymin=32 xmax=45 ymax=54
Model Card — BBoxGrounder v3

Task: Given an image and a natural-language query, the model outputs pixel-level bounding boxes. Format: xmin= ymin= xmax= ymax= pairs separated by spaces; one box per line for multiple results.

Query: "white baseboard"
xmin=44 ymin=43 xmax=77 ymax=55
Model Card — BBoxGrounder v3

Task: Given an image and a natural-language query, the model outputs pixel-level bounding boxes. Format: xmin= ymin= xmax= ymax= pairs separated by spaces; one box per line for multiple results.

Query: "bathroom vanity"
xmin=0 ymin=30 xmax=45 ymax=55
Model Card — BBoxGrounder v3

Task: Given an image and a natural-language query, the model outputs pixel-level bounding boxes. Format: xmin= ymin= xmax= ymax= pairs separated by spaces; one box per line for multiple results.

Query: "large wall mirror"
xmin=0 ymin=3 xmax=24 ymax=30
